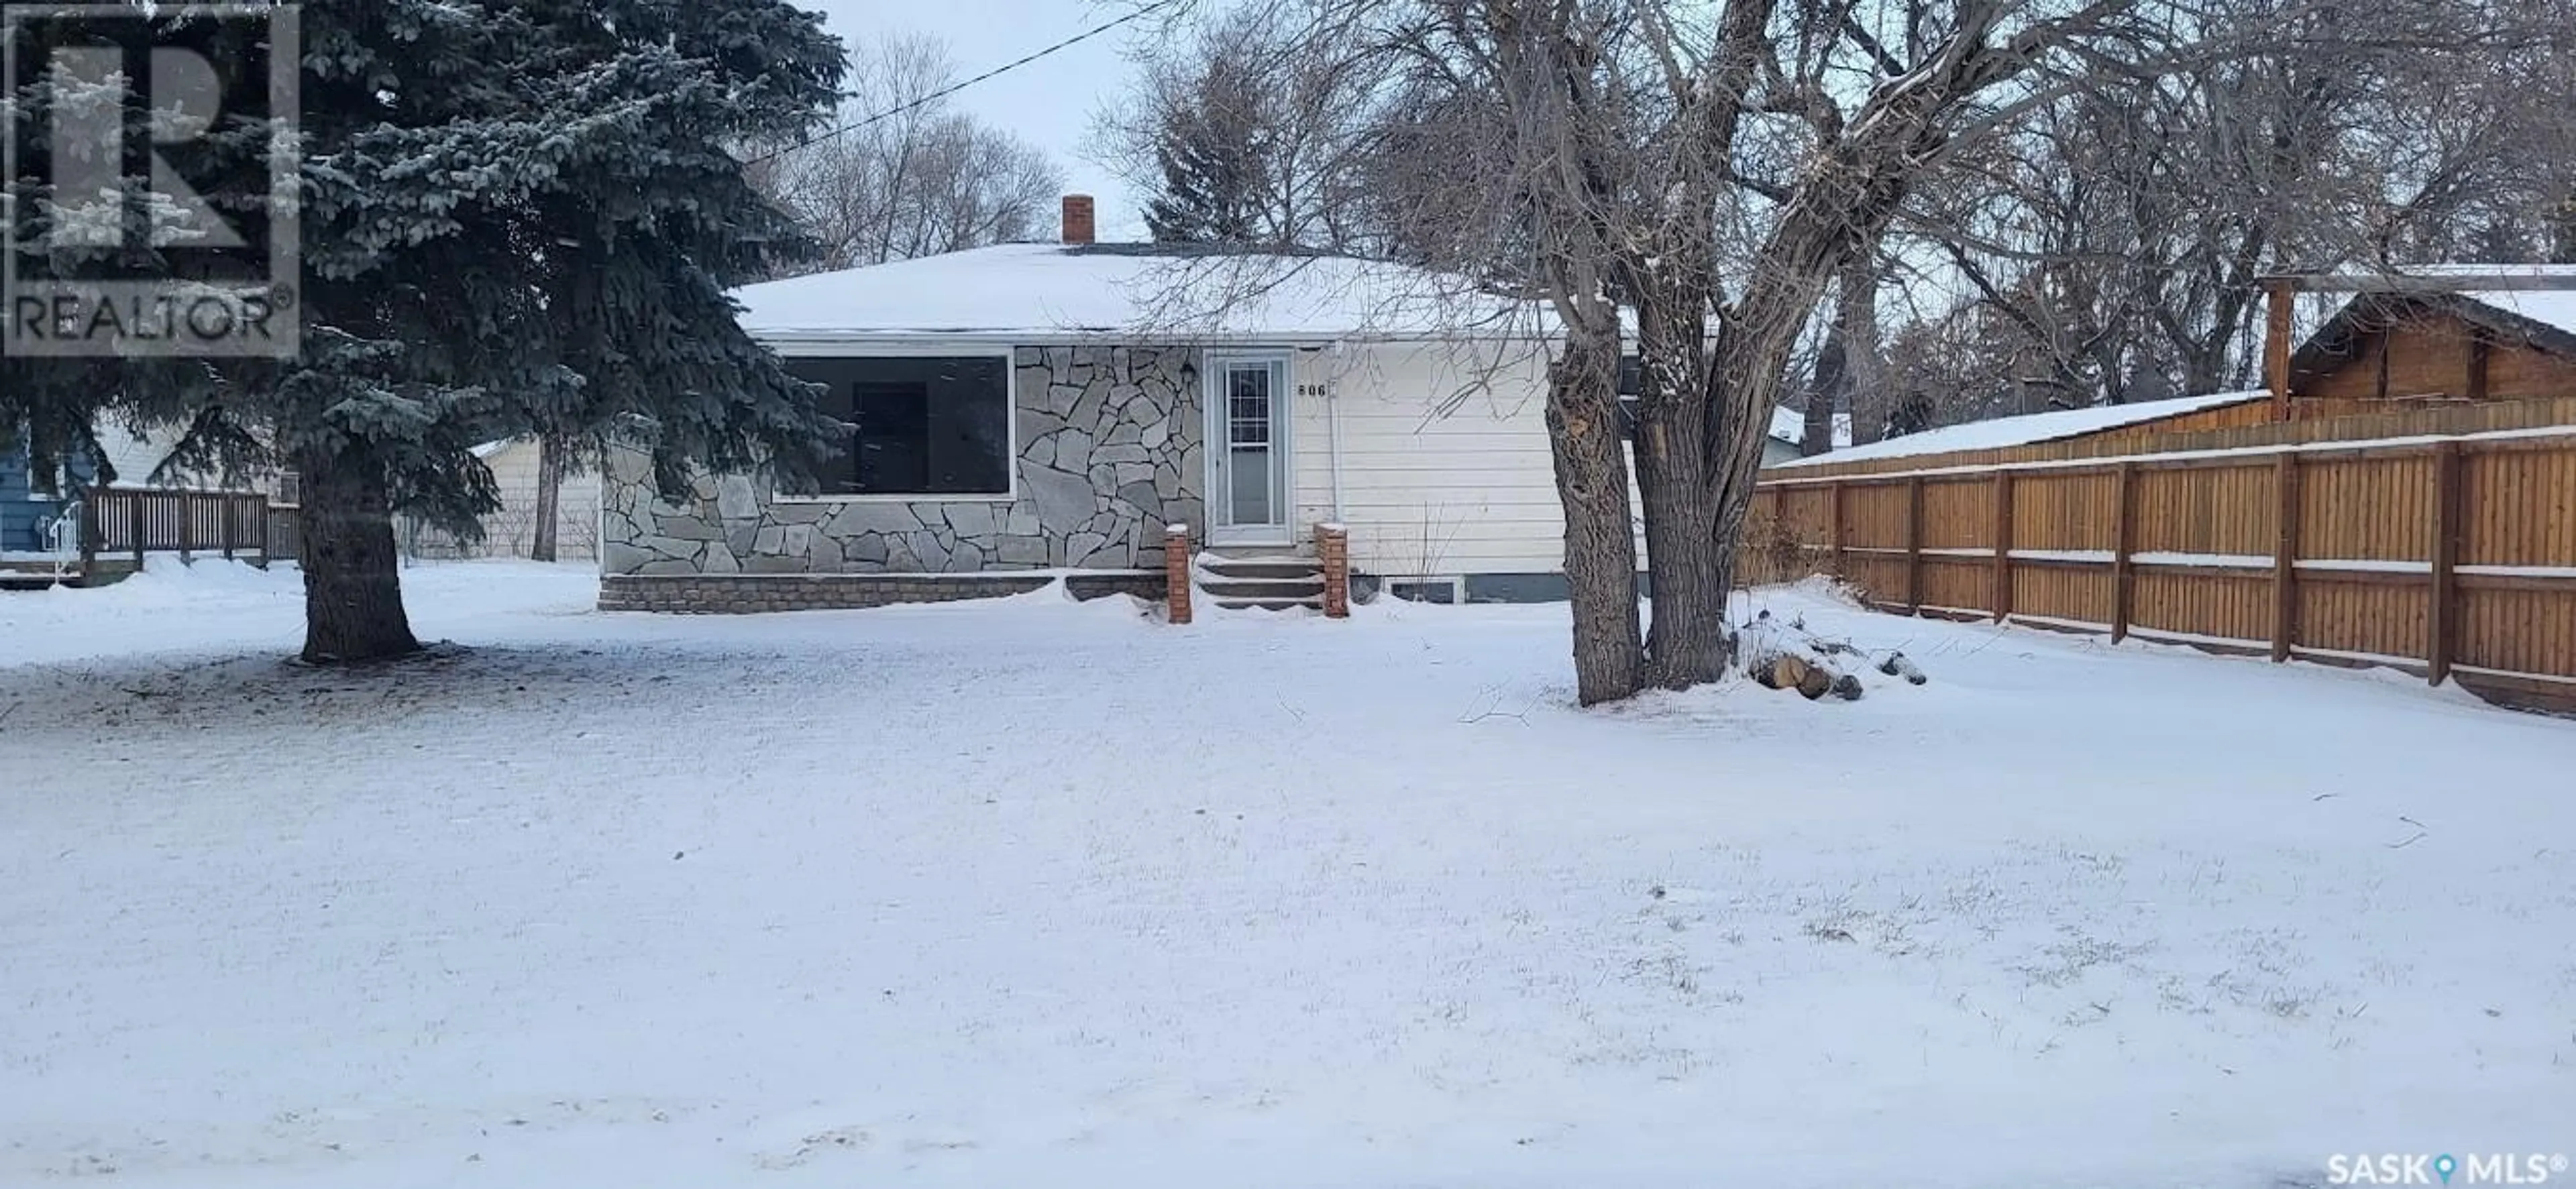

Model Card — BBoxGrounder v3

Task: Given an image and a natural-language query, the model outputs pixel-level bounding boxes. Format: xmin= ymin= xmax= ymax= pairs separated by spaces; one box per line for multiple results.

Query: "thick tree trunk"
xmin=1801 ymin=365 xmax=1840 ymax=457
xmin=1803 ymin=294 xmax=1852 ymax=456
xmin=1544 ymin=329 xmax=1644 ymax=705
xmin=1635 ymin=431 xmax=1727 ymax=687
xmin=529 ymin=435 xmax=564 ymax=563
xmin=1809 ymin=260 xmax=1880 ymax=455
xmin=296 ymin=443 xmax=421 ymax=664
xmin=1632 ymin=312 xmax=1729 ymax=690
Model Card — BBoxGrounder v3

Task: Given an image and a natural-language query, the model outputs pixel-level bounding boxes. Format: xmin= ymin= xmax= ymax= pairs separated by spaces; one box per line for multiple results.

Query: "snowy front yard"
xmin=3 ymin=563 xmax=2571 ymax=1188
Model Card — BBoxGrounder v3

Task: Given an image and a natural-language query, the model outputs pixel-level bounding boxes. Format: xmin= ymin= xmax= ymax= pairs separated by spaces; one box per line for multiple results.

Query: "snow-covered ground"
xmin=3 ymin=561 xmax=2571 ymax=1188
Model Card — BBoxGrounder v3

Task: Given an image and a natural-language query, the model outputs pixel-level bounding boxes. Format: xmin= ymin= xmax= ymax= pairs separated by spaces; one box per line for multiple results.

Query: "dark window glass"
xmin=854 ymin=381 xmax=932 ymax=493
xmin=785 ymin=355 xmax=1010 ymax=496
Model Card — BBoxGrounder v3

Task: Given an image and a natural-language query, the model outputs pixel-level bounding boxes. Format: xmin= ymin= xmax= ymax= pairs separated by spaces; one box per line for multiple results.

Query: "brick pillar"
xmin=1316 ymin=522 xmax=1350 ymax=619
xmin=1164 ymin=523 xmax=1193 ymax=625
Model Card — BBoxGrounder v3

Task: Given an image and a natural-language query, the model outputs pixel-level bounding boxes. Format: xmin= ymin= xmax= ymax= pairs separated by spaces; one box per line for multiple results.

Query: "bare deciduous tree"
xmin=1890 ymin=0 xmax=2576 ymax=417
xmin=1124 ymin=0 xmax=2568 ymax=705
xmin=757 ymin=34 xmax=1065 ymax=274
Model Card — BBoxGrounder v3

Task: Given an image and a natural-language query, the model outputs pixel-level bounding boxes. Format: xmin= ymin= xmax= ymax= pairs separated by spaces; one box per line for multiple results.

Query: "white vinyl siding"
xmin=476 ymin=439 xmax=602 ymax=560
xmin=1288 ymin=341 xmax=1577 ymax=579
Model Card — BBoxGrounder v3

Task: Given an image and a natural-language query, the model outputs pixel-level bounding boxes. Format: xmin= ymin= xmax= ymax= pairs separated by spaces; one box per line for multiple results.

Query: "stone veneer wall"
xmin=602 ymin=345 xmax=1204 ymax=580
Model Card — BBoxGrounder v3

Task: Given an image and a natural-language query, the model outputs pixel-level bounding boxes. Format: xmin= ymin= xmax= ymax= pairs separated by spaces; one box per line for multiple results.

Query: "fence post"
xmin=78 ymin=496 xmax=99 ymax=579
xmin=1828 ymin=481 xmax=1846 ymax=579
xmin=177 ymin=490 xmax=195 ymax=563
xmin=128 ymin=492 xmax=146 ymax=569
xmin=1316 ymin=522 xmax=1350 ymax=619
xmin=1164 ymin=523 xmax=1193 ymax=626
xmin=221 ymin=494 xmax=238 ymax=559
xmin=2265 ymin=276 xmax=2297 ymax=421
xmin=1904 ymin=474 xmax=1925 ymax=616
xmin=2428 ymin=441 xmax=2462 ymax=685
xmin=1990 ymin=471 xmax=2015 ymax=622
xmin=2110 ymin=462 xmax=2137 ymax=644
xmin=2271 ymin=452 xmax=2302 ymax=663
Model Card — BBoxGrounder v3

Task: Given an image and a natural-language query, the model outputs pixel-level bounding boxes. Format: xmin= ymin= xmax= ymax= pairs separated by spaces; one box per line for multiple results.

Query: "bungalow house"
xmin=600 ymin=196 xmax=1587 ymax=612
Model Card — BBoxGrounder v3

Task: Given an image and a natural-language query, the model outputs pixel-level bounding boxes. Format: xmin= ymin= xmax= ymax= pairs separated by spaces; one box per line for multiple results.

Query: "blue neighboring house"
xmin=1 ymin=439 xmax=97 ymax=555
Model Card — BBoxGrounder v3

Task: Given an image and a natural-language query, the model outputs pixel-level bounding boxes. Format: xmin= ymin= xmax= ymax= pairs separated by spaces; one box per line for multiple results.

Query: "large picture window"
xmin=786 ymin=355 xmax=1012 ymax=498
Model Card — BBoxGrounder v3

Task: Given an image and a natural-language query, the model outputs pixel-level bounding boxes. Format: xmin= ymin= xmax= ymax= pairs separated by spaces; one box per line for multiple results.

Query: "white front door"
xmin=1206 ymin=353 xmax=1291 ymax=545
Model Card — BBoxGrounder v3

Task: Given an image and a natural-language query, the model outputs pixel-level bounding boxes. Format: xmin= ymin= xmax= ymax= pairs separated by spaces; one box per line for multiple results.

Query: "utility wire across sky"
xmin=749 ymin=0 xmax=1188 ymax=165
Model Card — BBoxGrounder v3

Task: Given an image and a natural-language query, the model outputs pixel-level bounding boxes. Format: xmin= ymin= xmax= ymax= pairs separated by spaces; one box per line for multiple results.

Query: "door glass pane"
xmin=1226 ymin=365 xmax=1273 ymax=525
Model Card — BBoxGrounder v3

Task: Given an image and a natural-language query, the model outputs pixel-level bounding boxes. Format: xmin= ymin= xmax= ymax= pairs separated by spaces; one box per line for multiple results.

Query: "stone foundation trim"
xmin=600 ymin=571 xmax=1166 ymax=614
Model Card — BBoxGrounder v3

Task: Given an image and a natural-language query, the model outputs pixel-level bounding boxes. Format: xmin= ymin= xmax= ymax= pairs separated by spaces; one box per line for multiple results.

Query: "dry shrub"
xmin=1741 ymin=510 xmax=1808 ymax=584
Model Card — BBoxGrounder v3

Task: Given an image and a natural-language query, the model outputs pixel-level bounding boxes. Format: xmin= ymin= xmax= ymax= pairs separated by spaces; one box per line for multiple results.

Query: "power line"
xmin=750 ymin=0 xmax=1187 ymax=165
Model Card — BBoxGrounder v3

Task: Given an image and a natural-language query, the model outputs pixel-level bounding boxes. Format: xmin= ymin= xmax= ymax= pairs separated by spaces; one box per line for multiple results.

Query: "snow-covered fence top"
xmin=1748 ymin=409 xmax=2576 ymax=715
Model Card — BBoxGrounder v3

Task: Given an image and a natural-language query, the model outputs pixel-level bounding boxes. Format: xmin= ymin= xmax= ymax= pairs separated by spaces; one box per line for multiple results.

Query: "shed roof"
xmin=1768 ymin=390 xmax=2268 ymax=469
xmin=733 ymin=243 xmax=1541 ymax=343
xmin=2408 ymin=264 xmax=2576 ymax=337
xmin=2288 ymin=265 xmax=2576 ymax=383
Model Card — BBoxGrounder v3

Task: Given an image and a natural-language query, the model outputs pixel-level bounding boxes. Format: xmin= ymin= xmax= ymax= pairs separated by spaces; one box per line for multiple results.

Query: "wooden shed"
xmin=2284 ymin=267 xmax=2576 ymax=404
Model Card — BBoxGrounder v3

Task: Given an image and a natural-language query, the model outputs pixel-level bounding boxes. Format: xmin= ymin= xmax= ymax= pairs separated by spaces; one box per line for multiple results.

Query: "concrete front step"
xmin=1199 ymin=559 xmax=1322 ymax=580
xmin=1200 ymin=577 xmax=1326 ymax=600
xmin=1214 ymin=596 xmax=1322 ymax=612
xmin=1195 ymin=548 xmax=1327 ymax=612
xmin=1200 ymin=543 xmax=1308 ymax=557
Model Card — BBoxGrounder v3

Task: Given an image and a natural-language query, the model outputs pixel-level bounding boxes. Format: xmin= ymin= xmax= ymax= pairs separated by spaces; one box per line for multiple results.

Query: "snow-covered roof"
xmin=1770 ymin=390 xmax=2267 ymax=469
xmin=733 ymin=243 xmax=1542 ymax=343
xmin=2375 ymin=264 xmax=2576 ymax=337
xmin=94 ymin=423 xmax=191 ymax=486
xmin=1768 ymin=406 xmax=1853 ymax=449
xmin=95 ymin=425 xmax=164 ymax=484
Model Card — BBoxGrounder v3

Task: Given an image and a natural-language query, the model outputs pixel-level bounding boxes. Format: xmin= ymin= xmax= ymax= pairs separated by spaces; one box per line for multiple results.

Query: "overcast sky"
xmin=799 ymin=1 xmax=1155 ymax=241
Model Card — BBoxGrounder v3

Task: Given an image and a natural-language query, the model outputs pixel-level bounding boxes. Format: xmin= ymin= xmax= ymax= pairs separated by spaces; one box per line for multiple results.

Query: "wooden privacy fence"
xmin=1747 ymin=425 xmax=2576 ymax=712
xmin=81 ymin=488 xmax=296 ymax=567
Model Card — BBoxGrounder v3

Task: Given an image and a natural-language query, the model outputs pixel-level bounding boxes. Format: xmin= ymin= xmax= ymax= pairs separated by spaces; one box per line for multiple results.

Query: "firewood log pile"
xmin=1737 ymin=610 xmax=1929 ymax=701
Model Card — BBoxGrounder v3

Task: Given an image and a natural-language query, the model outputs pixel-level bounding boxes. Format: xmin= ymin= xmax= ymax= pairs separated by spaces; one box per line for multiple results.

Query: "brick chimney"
xmin=1061 ymin=194 xmax=1096 ymax=245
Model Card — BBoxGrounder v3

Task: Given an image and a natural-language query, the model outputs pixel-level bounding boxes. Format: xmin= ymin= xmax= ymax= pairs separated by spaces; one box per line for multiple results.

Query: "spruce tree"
xmin=1144 ymin=54 xmax=1271 ymax=244
xmin=2 ymin=7 xmax=237 ymax=495
xmin=187 ymin=1 xmax=844 ymax=661
xmin=12 ymin=2 xmax=845 ymax=660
